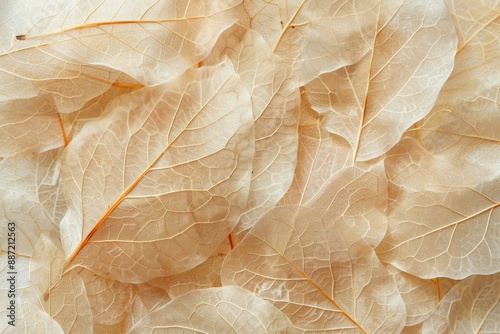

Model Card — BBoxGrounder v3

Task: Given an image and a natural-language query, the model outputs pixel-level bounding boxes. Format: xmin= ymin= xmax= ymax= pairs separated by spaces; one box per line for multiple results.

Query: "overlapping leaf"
xmin=1 ymin=0 xmax=242 ymax=112
xmin=378 ymin=138 xmax=500 ymax=279
xmin=206 ymin=26 xmax=300 ymax=234
xmin=128 ymin=286 xmax=297 ymax=334
xmin=242 ymin=0 xmax=380 ymax=85
xmin=422 ymin=273 xmax=500 ymax=333
xmin=61 ymin=59 xmax=254 ymax=282
xmin=411 ymin=0 xmax=500 ymax=172
xmin=305 ymin=0 xmax=458 ymax=161
xmin=222 ymin=205 xmax=405 ymax=332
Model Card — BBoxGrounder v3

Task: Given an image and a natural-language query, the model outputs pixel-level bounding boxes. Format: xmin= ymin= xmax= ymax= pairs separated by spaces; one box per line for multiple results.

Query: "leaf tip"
xmin=16 ymin=35 xmax=26 ymax=40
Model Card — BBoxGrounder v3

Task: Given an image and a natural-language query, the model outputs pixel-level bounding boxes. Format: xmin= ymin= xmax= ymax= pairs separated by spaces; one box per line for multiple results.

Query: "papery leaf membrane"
xmin=128 ymin=286 xmax=297 ymax=334
xmin=222 ymin=205 xmax=405 ymax=333
xmin=62 ymin=59 xmax=254 ymax=282
xmin=305 ymin=0 xmax=458 ymax=161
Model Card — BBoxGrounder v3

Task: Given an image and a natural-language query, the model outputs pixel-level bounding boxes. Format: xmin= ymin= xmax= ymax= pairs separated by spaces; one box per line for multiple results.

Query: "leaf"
xmin=385 ymin=264 xmax=457 ymax=326
xmin=377 ymin=138 xmax=500 ymax=279
xmin=17 ymin=302 xmax=65 ymax=334
xmin=304 ymin=0 xmax=458 ymax=161
xmin=221 ymin=205 xmax=405 ymax=332
xmin=242 ymin=0 xmax=380 ymax=85
xmin=61 ymin=59 xmax=254 ymax=282
xmin=409 ymin=0 xmax=500 ymax=171
xmin=148 ymin=237 xmax=232 ymax=299
xmin=128 ymin=286 xmax=297 ymax=333
xmin=1 ymin=0 xmax=242 ymax=112
xmin=27 ymin=234 xmax=93 ymax=333
xmin=278 ymin=100 xmax=387 ymax=247
xmin=422 ymin=273 xmax=500 ymax=333
xmin=206 ymin=25 xmax=300 ymax=234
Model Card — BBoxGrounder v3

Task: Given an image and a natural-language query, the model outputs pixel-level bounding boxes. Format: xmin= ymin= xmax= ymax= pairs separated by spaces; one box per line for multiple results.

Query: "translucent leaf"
xmin=29 ymin=235 xmax=93 ymax=333
xmin=278 ymin=101 xmax=387 ymax=247
xmin=128 ymin=286 xmax=297 ymax=333
xmin=1 ymin=0 xmax=242 ymax=112
xmin=61 ymin=59 xmax=254 ymax=282
xmin=385 ymin=264 xmax=457 ymax=326
xmin=206 ymin=25 xmax=300 ymax=233
xmin=222 ymin=205 xmax=405 ymax=332
xmin=148 ymin=238 xmax=232 ymax=299
xmin=422 ymin=273 xmax=500 ymax=333
xmin=241 ymin=0 xmax=380 ymax=85
xmin=305 ymin=0 xmax=458 ymax=161
xmin=378 ymin=138 xmax=500 ymax=278
xmin=410 ymin=0 xmax=500 ymax=171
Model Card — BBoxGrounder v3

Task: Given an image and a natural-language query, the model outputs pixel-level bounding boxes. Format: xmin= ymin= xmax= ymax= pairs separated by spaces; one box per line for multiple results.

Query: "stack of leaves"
xmin=1 ymin=0 xmax=499 ymax=332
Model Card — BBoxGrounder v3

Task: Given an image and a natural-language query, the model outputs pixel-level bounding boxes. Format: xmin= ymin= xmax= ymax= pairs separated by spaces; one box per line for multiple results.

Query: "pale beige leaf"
xmin=0 ymin=96 xmax=66 ymax=157
xmin=0 ymin=149 xmax=67 ymax=228
xmin=378 ymin=138 xmax=500 ymax=278
xmin=0 ymin=182 xmax=58 ymax=259
xmin=148 ymin=237 xmax=232 ymax=299
xmin=410 ymin=0 xmax=500 ymax=171
xmin=61 ymin=59 xmax=254 ymax=282
xmin=78 ymin=268 xmax=132 ymax=326
xmin=128 ymin=286 xmax=297 ymax=334
xmin=305 ymin=0 xmax=458 ymax=161
xmin=222 ymin=205 xmax=405 ymax=333
xmin=278 ymin=96 xmax=353 ymax=206
xmin=126 ymin=283 xmax=171 ymax=330
xmin=385 ymin=264 xmax=457 ymax=326
xmin=29 ymin=235 xmax=93 ymax=333
xmin=422 ymin=273 xmax=500 ymax=333
xmin=278 ymin=101 xmax=387 ymax=247
xmin=242 ymin=0 xmax=380 ymax=85
xmin=206 ymin=25 xmax=300 ymax=233
xmin=13 ymin=302 xmax=65 ymax=334
xmin=1 ymin=0 xmax=242 ymax=112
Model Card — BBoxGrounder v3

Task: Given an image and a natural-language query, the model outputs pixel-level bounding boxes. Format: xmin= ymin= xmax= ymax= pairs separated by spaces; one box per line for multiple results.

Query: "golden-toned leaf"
xmin=305 ymin=0 xmax=458 ymax=161
xmin=410 ymin=0 xmax=500 ymax=171
xmin=61 ymin=59 xmax=254 ymax=282
xmin=128 ymin=286 xmax=297 ymax=333
xmin=1 ymin=0 xmax=242 ymax=112
xmin=378 ymin=138 xmax=500 ymax=279
xmin=422 ymin=273 xmax=500 ymax=333
xmin=222 ymin=205 xmax=405 ymax=332
xmin=28 ymin=235 xmax=93 ymax=333
xmin=206 ymin=25 xmax=300 ymax=234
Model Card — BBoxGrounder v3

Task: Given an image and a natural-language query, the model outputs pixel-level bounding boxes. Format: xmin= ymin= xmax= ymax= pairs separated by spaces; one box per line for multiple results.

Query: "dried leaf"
xmin=128 ymin=286 xmax=297 ymax=333
xmin=222 ymin=205 xmax=405 ymax=332
xmin=61 ymin=59 xmax=254 ymax=282
xmin=422 ymin=273 xmax=500 ymax=333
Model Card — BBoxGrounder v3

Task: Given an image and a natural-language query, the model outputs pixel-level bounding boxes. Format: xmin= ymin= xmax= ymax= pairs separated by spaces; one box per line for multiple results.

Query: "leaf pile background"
xmin=0 ymin=0 xmax=499 ymax=332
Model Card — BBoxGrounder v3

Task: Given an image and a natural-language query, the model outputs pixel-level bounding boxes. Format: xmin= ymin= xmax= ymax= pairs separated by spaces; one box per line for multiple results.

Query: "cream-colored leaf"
xmin=1 ymin=0 xmax=242 ymax=112
xmin=378 ymin=138 xmax=500 ymax=278
xmin=78 ymin=268 xmax=132 ymax=326
xmin=278 ymin=101 xmax=387 ymax=247
xmin=278 ymin=96 xmax=353 ymax=206
xmin=128 ymin=286 xmax=297 ymax=333
xmin=206 ymin=25 xmax=300 ymax=234
xmin=29 ymin=235 xmax=93 ymax=333
xmin=149 ymin=237 xmax=232 ymax=299
xmin=305 ymin=0 xmax=457 ymax=161
xmin=222 ymin=205 xmax=405 ymax=332
xmin=61 ymin=60 xmax=254 ymax=282
xmin=422 ymin=273 xmax=500 ymax=333
xmin=14 ymin=302 xmax=65 ymax=334
xmin=0 ymin=149 xmax=67 ymax=227
xmin=0 ymin=96 xmax=66 ymax=157
xmin=241 ymin=0 xmax=380 ymax=85
xmin=385 ymin=264 xmax=457 ymax=326
xmin=409 ymin=0 xmax=500 ymax=171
